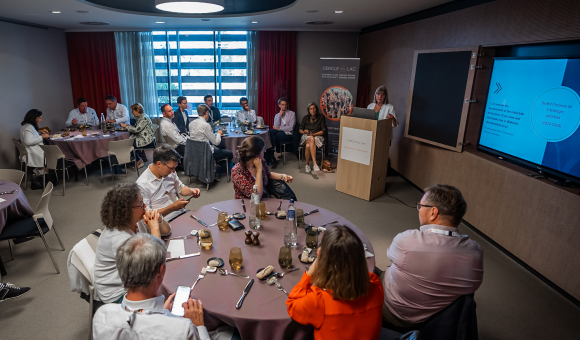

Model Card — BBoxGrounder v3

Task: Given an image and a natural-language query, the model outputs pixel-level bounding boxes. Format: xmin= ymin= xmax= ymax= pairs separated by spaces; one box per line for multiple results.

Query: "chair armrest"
xmin=32 ymin=213 xmax=44 ymax=222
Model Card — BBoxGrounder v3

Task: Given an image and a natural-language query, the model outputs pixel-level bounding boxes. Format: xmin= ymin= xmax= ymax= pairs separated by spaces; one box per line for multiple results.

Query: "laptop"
xmin=350 ymin=107 xmax=377 ymax=120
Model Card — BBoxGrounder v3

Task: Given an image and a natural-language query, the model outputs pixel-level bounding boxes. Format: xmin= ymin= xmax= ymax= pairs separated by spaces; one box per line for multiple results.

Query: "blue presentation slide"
xmin=479 ymin=58 xmax=580 ymax=179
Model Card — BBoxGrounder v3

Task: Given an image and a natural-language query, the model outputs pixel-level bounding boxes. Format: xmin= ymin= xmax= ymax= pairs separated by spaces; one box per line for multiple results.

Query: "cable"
xmin=385 ymin=187 xmax=416 ymax=209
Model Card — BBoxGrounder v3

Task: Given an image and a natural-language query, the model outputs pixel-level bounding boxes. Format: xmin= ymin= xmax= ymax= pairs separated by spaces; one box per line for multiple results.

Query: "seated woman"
xmin=231 ymin=136 xmax=293 ymax=199
xmin=120 ymin=103 xmax=154 ymax=168
xmin=94 ymin=183 xmax=171 ymax=304
xmin=286 ymin=225 xmax=384 ymax=340
xmin=367 ymin=85 xmax=398 ymax=126
xmin=299 ymin=103 xmax=327 ymax=173
xmin=20 ymin=109 xmax=50 ymax=175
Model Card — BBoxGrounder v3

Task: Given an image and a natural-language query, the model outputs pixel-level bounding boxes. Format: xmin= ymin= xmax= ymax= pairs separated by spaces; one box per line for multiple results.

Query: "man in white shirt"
xmin=105 ymin=95 xmax=130 ymax=129
xmin=136 ymin=145 xmax=200 ymax=221
xmin=189 ymin=105 xmax=233 ymax=164
xmin=236 ymin=97 xmax=256 ymax=124
xmin=160 ymin=104 xmax=188 ymax=157
xmin=66 ymin=97 xmax=99 ymax=126
xmin=93 ymin=234 xmax=210 ymax=340
xmin=173 ymin=96 xmax=191 ymax=134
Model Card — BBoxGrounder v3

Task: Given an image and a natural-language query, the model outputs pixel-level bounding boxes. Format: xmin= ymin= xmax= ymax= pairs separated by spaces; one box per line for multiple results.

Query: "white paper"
xmin=340 ymin=127 xmax=373 ymax=165
xmin=167 ymin=239 xmax=185 ymax=258
xmin=0 ymin=198 xmax=5 ymax=203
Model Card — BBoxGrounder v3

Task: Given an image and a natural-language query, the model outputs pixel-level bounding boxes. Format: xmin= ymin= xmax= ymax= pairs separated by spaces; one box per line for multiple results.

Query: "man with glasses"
xmin=136 ymin=145 xmax=201 ymax=221
xmin=379 ymin=184 xmax=483 ymax=328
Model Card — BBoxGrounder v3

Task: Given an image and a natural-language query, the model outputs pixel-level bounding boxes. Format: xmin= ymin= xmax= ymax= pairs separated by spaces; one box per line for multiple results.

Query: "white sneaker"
xmin=313 ymin=164 xmax=320 ymax=172
xmin=305 ymin=165 xmax=311 ymax=173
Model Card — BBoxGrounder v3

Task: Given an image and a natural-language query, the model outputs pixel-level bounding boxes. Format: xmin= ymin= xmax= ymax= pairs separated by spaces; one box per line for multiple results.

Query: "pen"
xmin=241 ymin=199 xmax=246 ymax=213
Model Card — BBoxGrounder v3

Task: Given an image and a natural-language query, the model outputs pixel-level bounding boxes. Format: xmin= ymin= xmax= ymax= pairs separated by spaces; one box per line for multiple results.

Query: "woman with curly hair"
xmin=231 ymin=136 xmax=293 ymax=199
xmin=93 ymin=183 xmax=168 ymax=304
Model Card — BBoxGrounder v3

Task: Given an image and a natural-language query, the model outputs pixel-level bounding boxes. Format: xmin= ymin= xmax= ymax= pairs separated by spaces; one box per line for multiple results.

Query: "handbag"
xmin=266 ymin=179 xmax=297 ymax=201
xmin=30 ymin=172 xmax=58 ymax=190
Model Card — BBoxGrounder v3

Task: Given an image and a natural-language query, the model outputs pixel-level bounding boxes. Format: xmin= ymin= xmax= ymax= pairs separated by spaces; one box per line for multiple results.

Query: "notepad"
xmin=167 ymin=239 xmax=185 ymax=258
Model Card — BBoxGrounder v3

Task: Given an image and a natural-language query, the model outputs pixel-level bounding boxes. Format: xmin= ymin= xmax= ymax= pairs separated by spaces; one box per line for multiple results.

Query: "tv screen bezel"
xmin=476 ymin=56 xmax=580 ymax=185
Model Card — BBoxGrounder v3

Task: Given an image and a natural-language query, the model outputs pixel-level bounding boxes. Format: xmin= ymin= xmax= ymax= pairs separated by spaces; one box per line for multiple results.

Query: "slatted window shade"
xmin=153 ymin=31 xmax=248 ymax=117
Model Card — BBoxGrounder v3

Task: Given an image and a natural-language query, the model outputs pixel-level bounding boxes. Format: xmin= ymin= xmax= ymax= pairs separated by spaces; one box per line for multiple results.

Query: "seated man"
xmin=66 ymin=97 xmax=99 ymax=126
xmin=204 ymin=94 xmax=221 ymax=124
xmin=105 ymin=95 xmax=130 ymax=129
xmin=381 ymin=184 xmax=483 ymax=328
xmin=173 ymin=96 xmax=191 ymax=134
xmin=136 ymin=145 xmax=201 ymax=221
xmin=93 ymin=234 xmax=210 ymax=340
xmin=236 ymin=97 xmax=256 ymax=124
xmin=189 ymin=104 xmax=233 ymax=164
xmin=265 ymin=97 xmax=295 ymax=164
xmin=159 ymin=104 xmax=187 ymax=157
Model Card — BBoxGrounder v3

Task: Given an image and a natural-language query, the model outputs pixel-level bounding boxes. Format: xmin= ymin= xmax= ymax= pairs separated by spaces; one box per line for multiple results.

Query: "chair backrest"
xmin=151 ymin=123 xmax=159 ymax=135
xmin=0 ymin=169 xmax=25 ymax=186
xmin=39 ymin=145 xmax=65 ymax=170
xmin=184 ymin=139 xmax=215 ymax=183
xmin=256 ymin=116 xmax=265 ymax=126
xmin=35 ymin=182 xmax=54 ymax=229
xmin=108 ymin=138 xmax=135 ymax=165
xmin=420 ymin=294 xmax=478 ymax=340
xmin=70 ymin=231 xmax=100 ymax=284
xmin=12 ymin=139 xmax=28 ymax=161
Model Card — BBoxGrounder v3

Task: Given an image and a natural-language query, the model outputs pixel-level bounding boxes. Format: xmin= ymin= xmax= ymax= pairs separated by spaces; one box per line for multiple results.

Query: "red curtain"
xmin=257 ymin=31 xmax=296 ymax=127
xmin=66 ymin=32 xmax=121 ymax=118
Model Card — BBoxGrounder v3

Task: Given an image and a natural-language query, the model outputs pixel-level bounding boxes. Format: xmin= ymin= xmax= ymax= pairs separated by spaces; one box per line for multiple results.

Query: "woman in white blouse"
xmin=366 ymin=86 xmax=398 ymax=127
xmin=20 ymin=109 xmax=50 ymax=172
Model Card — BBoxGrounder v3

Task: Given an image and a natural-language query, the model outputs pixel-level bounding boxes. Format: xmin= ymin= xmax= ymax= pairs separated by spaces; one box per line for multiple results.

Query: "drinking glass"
xmin=259 ymin=202 xmax=266 ymax=219
xmin=229 ymin=247 xmax=243 ymax=270
xmin=217 ymin=211 xmax=229 ymax=231
xmin=199 ymin=229 xmax=213 ymax=250
xmin=296 ymin=209 xmax=304 ymax=228
xmin=278 ymin=246 xmax=292 ymax=269
xmin=81 ymin=129 xmax=87 ymax=137
xmin=305 ymin=227 xmax=318 ymax=249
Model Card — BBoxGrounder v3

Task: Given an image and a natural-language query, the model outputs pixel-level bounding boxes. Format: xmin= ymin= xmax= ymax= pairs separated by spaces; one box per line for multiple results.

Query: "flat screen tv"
xmin=478 ymin=57 xmax=580 ymax=184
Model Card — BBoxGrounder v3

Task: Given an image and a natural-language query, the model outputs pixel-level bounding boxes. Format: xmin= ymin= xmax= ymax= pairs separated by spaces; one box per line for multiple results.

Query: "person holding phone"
xmin=231 ymin=136 xmax=293 ymax=200
xmin=93 ymin=234 xmax=210 ymax=340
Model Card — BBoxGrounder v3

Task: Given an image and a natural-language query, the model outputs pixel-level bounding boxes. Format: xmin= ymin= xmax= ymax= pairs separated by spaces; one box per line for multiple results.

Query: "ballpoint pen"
xmin=241 ymin=199 xmax=246 ymax=213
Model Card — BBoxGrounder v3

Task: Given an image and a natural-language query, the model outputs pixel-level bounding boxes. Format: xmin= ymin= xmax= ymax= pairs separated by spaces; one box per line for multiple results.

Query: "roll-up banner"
xmin=319 ymin=58 xmax=360 ymax=155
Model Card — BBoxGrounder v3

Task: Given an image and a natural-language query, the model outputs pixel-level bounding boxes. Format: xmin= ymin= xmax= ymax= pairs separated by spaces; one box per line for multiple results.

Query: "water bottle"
xmin=100 ymin=113 xmax=107 ymax=133
xmin=284 ymin=199 xmax=297 ymax=247
xmin=249 ymin=185 xmax=261 ymax=229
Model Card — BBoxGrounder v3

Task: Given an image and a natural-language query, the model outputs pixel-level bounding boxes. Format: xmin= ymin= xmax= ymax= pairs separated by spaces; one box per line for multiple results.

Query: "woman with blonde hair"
xmin=367 ymin=85 xmax=398 ymax=127
xmin=120 ymin=103 xmax=155 ymax=167
xmin=286 ymin=225 xmax=384 ymax=339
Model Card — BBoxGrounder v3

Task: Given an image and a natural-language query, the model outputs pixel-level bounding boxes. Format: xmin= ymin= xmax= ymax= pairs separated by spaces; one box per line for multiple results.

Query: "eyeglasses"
xmin=133 ymin=202 xmax=145 ymax=209
xmin=416 ymin=203 xmax=436 ymax=211
xmin=163 ymin=163 xmax=177 ymax=172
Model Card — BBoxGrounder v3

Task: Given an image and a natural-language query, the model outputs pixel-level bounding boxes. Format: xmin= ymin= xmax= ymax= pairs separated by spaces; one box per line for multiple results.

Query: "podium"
xmin=335 ymin=116 xmax=392 ymax=201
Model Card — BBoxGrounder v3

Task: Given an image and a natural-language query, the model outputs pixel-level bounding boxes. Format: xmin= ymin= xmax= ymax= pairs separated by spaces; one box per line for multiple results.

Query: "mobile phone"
xmin=170 ymin=286 xmax=191 ymax=316
xmin=185 ymin=196 xmax=194 ymax=201
xmin=228 ymin=220 xmax=245 ymax=231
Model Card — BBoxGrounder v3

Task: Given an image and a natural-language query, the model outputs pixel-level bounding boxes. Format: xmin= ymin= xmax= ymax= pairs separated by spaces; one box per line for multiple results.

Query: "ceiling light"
xmin=156 ymin=21 xmax=165 ymax=23
xmin=251 ymin=21 xmax=258 ymax=24
xmin=335 ymin=10 xmax=344 ymax=14
xmin=155 ymin=0 xmax=224 ymax=14
xmin=52 ymin=11 xmax=61 ymax=14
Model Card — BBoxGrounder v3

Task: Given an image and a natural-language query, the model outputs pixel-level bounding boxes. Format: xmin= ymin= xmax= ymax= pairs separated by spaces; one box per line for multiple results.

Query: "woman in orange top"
xmin=286 ymin=225 xmax=384 ymax=340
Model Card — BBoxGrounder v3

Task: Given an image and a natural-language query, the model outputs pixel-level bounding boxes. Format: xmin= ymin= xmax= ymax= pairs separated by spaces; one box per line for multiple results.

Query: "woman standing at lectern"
xmin=367 ymin=86 xmax=398 ymax=127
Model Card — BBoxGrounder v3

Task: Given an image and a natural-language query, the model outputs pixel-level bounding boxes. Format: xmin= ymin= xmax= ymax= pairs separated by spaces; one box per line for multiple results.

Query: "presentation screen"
xmin=478 ymin=58 xmax=580 ymax=182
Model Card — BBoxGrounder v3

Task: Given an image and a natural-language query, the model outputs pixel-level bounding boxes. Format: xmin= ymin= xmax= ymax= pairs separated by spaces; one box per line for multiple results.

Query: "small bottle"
xmin=249 ymin=185 xmax=261 ymax=229
xmin=284 ymin=199 xmax=297 ymax=247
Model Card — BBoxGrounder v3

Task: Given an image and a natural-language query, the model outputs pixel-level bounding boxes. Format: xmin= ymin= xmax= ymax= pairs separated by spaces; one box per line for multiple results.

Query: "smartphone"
xmin=228 ymin=220 xmax=245 ymax=231
xmin=170 ymin=286 xmax=191 ymax=316
xmin=185 ymin=196 xmax=194 ymax=202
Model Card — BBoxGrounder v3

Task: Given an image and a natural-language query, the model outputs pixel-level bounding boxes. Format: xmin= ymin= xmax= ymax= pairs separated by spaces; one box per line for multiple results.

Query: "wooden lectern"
xmin=336 ymin=116 xmax=392 ymax=201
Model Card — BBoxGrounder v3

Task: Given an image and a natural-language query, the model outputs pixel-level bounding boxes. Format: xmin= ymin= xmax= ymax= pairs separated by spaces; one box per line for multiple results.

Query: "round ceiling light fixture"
xmin=155 ymin=0 xmax=224 ymax=14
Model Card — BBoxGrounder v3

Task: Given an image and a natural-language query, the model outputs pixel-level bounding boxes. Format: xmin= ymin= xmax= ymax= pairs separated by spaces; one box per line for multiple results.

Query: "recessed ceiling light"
xmin=335 ymin=10 xmax=344 ymax=14
xmin=155 ymin=0 xmax=224 ymax=14
xmin=156 ymin=21 xmax=165 ymax=23
xmin=52 ymin=11 xmax=61 ymax=14
xmin=251 ymin=21 xmax=258 ymax=24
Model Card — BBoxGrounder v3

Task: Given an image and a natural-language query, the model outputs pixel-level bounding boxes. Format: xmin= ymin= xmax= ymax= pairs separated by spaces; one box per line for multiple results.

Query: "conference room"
xmin=1 ymin=0 xmax=580 ymax=339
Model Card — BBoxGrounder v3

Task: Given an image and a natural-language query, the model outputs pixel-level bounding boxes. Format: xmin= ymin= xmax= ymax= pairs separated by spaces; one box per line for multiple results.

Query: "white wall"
xmin=0 ymin=21 xmax=73 ymax=168
xmin=296 ymin=31 xmax=359 ymax=122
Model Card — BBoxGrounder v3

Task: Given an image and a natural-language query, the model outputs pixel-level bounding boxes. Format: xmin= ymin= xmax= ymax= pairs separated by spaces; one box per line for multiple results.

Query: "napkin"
xmin=167 ymin=239 xmax=185 ymax=258
xmin=365 ymin=250 xmax=374 ymax=258
xmin=0 ymin=198 xmax=5 ymax=203
xmin=102 ymin=134 xmax=110 ymax=137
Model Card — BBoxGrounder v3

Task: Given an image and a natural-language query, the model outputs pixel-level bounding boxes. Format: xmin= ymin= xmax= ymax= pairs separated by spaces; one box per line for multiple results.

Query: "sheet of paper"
xmin=167 ymin=239 xmax=185 ymax=258
xmin=0 ymin=198 xmax=5 ymax=203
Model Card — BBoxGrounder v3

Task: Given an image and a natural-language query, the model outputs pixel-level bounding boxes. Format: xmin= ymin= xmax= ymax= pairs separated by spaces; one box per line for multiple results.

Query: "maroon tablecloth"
xmin=222 ymin=128 xmax=272 ymax=163
xmin=0 ymin=181 xmax=34 ymax=234
xmin=45 ymin=130 xmax=130 ymax=169
xmin=161 ymin=199 xmax=375 ymax=340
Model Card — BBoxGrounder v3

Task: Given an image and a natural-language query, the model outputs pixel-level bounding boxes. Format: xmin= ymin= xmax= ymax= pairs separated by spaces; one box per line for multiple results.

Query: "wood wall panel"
xmin=358 ymin=0 xmax=580 ymax=299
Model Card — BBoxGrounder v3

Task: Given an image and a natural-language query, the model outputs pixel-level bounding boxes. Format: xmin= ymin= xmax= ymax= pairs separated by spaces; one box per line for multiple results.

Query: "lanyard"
xmin=122 ymin=303 xmax=163 ymax=325
xmin=428 ymin=228 xmax=466 ymax=237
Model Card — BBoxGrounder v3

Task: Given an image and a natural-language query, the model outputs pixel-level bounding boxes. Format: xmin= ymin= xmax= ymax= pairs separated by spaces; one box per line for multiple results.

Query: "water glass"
xmin=305 ymin=227 xmax=318 ymax=249
xmin=278 ymin=246 xmax=292 ymax=269
xmin=296 ymin=209 xmax=304 ymax=228
xmin=81 ymin=129 xmax=87 ymax=137
xmin=199 ymin=229 xmax=213 ymax=250
xmin=217 ymin=211 xmax=229 ymax=231
xmin=229 ymin=247 xmax=243 ymax=270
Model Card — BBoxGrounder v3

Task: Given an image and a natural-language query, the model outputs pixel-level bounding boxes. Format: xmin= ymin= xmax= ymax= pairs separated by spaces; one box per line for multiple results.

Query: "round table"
xmin=45 ymin=130 xmax=130 ymax=169
xmin=0 ymin=180 xmax=34 ymax=276
xmin=161 ymin=199 xmax=375 ymax=340
xmin=222 ymin=127 xmax=272 ymax=163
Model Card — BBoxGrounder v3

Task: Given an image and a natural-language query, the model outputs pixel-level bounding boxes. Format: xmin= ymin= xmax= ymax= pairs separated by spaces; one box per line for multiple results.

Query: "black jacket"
xmin=173 ymin=108 xmax=190 ymax=134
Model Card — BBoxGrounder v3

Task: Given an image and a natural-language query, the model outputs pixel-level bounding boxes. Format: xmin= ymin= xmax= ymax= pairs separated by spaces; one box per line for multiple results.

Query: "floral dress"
xmin=231 ymin=158 xmax=271 ymax=199
xmin=127 ymin=113 xmax=154 ymax=147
